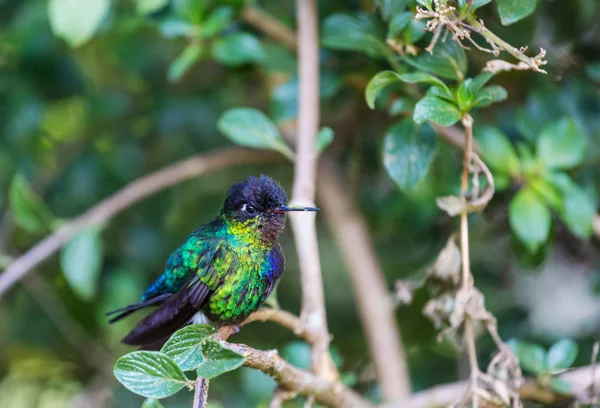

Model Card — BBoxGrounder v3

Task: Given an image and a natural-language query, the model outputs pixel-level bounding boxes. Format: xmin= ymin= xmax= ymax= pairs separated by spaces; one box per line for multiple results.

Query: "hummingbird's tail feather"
xmin=121 ymin=279 xmax=212 ymax=347
xmin=105 ymin=293 xmax=171 ymax=324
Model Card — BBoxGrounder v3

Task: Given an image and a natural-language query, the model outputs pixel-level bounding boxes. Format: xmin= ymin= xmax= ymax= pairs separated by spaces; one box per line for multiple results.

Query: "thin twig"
xmin=289 ymin=0 xmax=338 ymax=381
xmin=242 ymin=6 xmax=297 ymax=50
xmin=242 ymin=308 xmax=317 ymax=343
xmin=0 ymin=148 xmax=282 ymax=298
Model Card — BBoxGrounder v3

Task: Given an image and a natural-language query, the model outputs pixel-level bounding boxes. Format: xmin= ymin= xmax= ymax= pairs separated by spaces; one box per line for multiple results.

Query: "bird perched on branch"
xmin=107 ymin=175 xmax=319 ymax=348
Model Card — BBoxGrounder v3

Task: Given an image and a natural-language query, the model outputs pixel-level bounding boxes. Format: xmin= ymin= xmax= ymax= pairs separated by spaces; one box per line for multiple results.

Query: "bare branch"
xmin=242 ymin=6 xmax=297 ymax=50
xmin=0 ymin=148 xmax=282 ymax=298
xmin=289 ymin=0 xmax=338 ymax=381
xmin=242 ymin=308 xmax=317 ymax=343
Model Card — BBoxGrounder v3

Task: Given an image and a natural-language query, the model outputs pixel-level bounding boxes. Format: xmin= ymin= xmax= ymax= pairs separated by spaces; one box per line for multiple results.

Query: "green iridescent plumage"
xmin=107 ymin=175 xmax=317 ymax=348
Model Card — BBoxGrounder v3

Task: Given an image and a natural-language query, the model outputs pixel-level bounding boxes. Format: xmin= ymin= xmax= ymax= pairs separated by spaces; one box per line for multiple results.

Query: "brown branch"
xmin=0 ymin=148 xmax=282 ymax=298
xmin=242 ymin=6 xmax=297 ymax=50
xmin=289 ymin=0 xmax=338 ymax=381
xmin=224 ymin=341 xmax=372 ymax=408
xmin=400 ymin=365 xmax=600 ymax=408
xmin=242 ymin=308 xmax=317 ymax=343
xmin=317 ymin=160 xmax=412 ymax=401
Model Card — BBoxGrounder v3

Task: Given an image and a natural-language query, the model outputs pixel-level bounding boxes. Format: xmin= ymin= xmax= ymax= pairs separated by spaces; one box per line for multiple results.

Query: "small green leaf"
xmin=497 ymin=0 xmax=536 ymax=25
xmin=173 ymin=0 xmax=205 ymax=23
xmin=426 ymin=86 xmax=454 ymax=102
xmin=467 ymin=72 xmax=494 ymax=93
xmin=403 ymin=40 xmax=467 ymax=80
xmin=456 ymin=80 xmax=475 ymax=110
xmin=211 ymin=33 xmax=265 ymax=66
xmin=168 ymin=43 xmax=203 ymax=83
xmin=458 ymin=0 xmax=492 ymax=9
xmin=322 ymin=13 xmax=388 ymax=58
xmin=217 ymin=108 xmax=294 ymax=160
xmin=316 ymin=127 xmax=334 ymax=153
xmin=161 ymin=324 xmax=217 ymax=371
xmin=48 ymin=0 xmax=110 ymax=47
xmin=509 ymin=188 xmax=551 ymax=254
xmin=388 ymin=12 xmax=413 ymax=37
xmin=196 ymin=339 xmax=245 ymax=379
xmin=377 ymin=0 xmax=410 ymax=21
xmin=61 ymin=228 xmax=104 ymax=301
xmin=550 ymin=378 xmax=572 ymax=395
xmin=472 ymin=85 xmax=508 ymax=109
xmin=159 ymin=20 xmax=196 ymax=38
xmin=9 ymin=174 xmax=56 ymax=234
xmin=366 ymin=71 xmax=449 ymax=109
xmin=546 ymin=339 xmax=578 ymax=371
xmin=529 ymin=178 xmax=562 ymax=209
xmin=135 ymin=0 xmax=168 ymax=15
xmin=142 ymin=398 xmax=165 ymax=408
xmin=383 ymin=119 xmax=437 ymax=192
xmin=200 ymin=6 xmax=233 ymax=38
xmin=476 ymin=127 xmax=520 ymax=176
xmin=114 ymin=351 xmax=188 ymax=398
xmin=507 ymin=339 xmax=547 ymax=374
xmin=413 ymin=96 xmax=461 ymax=127
xmin=537 ymin=118 xmax=587 ymax=169
xmin=403 ymin=19 xmax=427 ymax=43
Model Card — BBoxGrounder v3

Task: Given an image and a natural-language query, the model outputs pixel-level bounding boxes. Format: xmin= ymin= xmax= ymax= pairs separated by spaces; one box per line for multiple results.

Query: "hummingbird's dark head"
xmin=222 ymin=175 xmax=319 ymax=245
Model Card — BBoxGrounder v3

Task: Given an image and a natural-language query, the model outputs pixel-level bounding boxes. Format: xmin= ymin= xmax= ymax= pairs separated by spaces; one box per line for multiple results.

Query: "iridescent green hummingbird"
xmin=107 ymin=175 xmax=318 ymax=348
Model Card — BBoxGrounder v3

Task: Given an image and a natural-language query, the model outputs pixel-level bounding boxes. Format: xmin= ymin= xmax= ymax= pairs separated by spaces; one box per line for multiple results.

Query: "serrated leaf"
xmin=200 ymin=6 xmax=233 ymax=38
xmin=507 ymin=339 xmax=547 ymax=374
xmin=322 ymin=13 xmax=388 ymax=58
xmin=217 ymin=108 xmax=294 ymax=160
xmin=497 ymin=0 xmax=536 ymax=25
xmin=196 ymin=339 xmax=245 ymax=379
xmin=537 ymin=118 xmax=587 ymax=169
xmin=546 ymin=339 xmax=578 ymax=371
xmin=476 ymin=127 xmax=520 ymax=176
xmin=509 ymin=188 xmax=550 ymax=254
xmin=403 ymin=41 xmax=467 ymax=80
xmin=383 ymin=119 xmax=437 ymax=192
xmin=136 ymin=0 xmax=168 ymax=15
xmin=366 ymin=71 xmax=450 ymax=109
xmin=114 ymin=351 xmax=188 ymax=398
xmin=48 ymin=0 xmax=110 ymax=47
xmin=211 ymin=33 xmax=265 ymax=66
xmin=142 ymin=398 xmax=165 ymax=408
xmin=161 ymin=325 xmax=217 ymax=371
xmin=413 ymin=96 xmax=461 ymax=127
xmin=316 ymin=127 xmax=334 ymax=153
xmin=168 ymin=43 xmax=203 ymax=83
xmin=61 ymin=227 xmax=104 ymax=301
xmin=9 ymin=174 xmax=56 ymax=234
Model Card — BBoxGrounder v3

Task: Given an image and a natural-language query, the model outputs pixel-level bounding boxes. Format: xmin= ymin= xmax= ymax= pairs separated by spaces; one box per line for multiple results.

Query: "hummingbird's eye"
xmin=243 ymin=204 xmax=256 ymax=215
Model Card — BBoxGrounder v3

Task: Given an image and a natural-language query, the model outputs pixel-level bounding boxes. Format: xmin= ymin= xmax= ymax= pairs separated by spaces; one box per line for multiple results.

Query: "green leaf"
xmin=496 ymin=0 xmax=536 ymax=25
xmin=458 ymin=0 xmax=492 ymax=9
xmin=217 ymin=108 xmax=294 ymax=160
xmin=529 ymin=178 xmax=562 ymax=209
xmin=377 ymin=0 xmax=410 ymax=21
xmin=383 ymin=119 xmax=437 ymax=192
xmin=60 ymin=228 xmax=104 ymax=301
xmin=135 ymin=0 xmax=168 ymax=15
xmin=322 ymin=13 xmax=388 ymax=58
xmin=9 ymin=174 xmax=56 ymax=234
xmin=200 ymin=6 xmax=234 ymax=38
xmin=476 ymin=127 xmax=520 ymax=176
xmin=545 ymin=173 xmax=596 ymax=239
xmin=537 ymin=118 xmax=587 ymax=169
xmin=173 ymin=0 xmax=205 ymax=23
xmin=195 ymin=339 xmax=245 ymax=379
xmin=472 ymin=85 xmax=508 ymax=108
xmin=168 ymin=43 xmax=203 ymax=83
xmin=388 ymin=12 xmax=413 ymax=37
xmin=403 ymin=41 xmax=467 ymax=80
xmin=507 ymin=339 xmax=547 ymax=374
xmin=159 ymin=20 xmax=196 ymax=38
xmin=426 ymin=86 xmax=455 ymax=102
xmin=211 ymin=33 xmax=265 ymax=66
xmin=546 ymin=339 xmax=578 ymax=371
xmin=48 ymin=0 xmax=110 ymax=47
xmin=142 ymin=399 xmax=165 ymax=408
xmin=456 ymin=80 xmax=475 ymax=111
xmin=366 ymin=71 xmax=450 ymax=109
xmin=467 ymin=72 xmax=494 ymax=93
xmin=413 ymin=96 xmax=461 ymax=127
xmin=114 ymin=351 xmax=188 ymax=398
xmin=316 ymin=127 xmax=334 ymax=153
xmin=161 ymin=324 xmax=216 ymax=371
xmin=509 ymin=188 xmax=551 ymax=254
xmin=550 ymin=378 xmax=572 ymax=395
xmin=403 ymin=19 xmax=427 ymax=43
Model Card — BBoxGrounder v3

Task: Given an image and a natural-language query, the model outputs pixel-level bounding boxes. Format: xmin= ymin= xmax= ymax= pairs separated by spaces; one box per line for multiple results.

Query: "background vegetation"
xmin=1 ymin=0 xmax=600 ymax=407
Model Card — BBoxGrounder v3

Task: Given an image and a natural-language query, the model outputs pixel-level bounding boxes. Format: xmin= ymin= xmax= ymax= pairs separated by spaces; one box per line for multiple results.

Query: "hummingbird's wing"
xmin=120 ymin=244 xmax=233 ymax=347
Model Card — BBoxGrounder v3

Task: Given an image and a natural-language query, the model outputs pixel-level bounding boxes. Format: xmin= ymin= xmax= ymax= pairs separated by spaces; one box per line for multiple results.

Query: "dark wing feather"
xmin=105 ymin=293 xmax=172 ymax=324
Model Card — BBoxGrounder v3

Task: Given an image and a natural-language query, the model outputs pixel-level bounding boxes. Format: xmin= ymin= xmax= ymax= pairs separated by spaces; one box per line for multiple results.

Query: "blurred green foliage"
xmin=1 ymin=0 xmax=600 ymax=406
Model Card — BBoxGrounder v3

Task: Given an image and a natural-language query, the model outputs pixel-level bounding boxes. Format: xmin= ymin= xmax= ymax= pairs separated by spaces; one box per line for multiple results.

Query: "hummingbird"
xmin=106 ymin=175 xmax=319 ymax=348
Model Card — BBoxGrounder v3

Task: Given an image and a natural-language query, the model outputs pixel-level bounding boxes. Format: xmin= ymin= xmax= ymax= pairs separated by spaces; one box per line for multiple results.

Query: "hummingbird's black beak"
xmin=272 ymin=205 xmax=320 ymax=213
